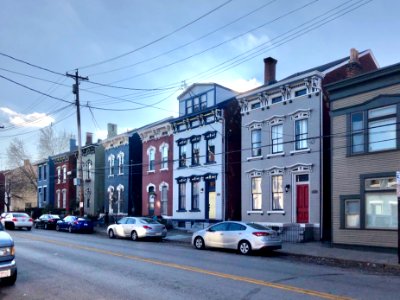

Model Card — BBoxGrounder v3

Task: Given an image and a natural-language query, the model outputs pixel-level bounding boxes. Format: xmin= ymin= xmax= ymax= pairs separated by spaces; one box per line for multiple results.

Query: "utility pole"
xmin=66 ymin=70 xmax=88 ymax=217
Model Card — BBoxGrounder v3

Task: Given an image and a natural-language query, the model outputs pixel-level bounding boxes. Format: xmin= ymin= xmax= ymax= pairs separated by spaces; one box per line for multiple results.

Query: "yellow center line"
xmin=19 ymin=234 xmax=353 ymax=300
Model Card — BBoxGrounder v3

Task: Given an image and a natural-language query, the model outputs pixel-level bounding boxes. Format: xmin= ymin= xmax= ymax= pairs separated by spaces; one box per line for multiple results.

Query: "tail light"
xmin=143 ymin=225 xmax=152 ymax=230
xmin=29 ymin=218 xmax=33 ymax=222
xmin=74 ymin=221 xmax=79 ymax=225
xmin=48 ymin=219 xmax=54 ymax=223
xmin=252 ymin=232 xmax=270 ymax=237
xmin=12 ymin=218 xmax=17 ymax=222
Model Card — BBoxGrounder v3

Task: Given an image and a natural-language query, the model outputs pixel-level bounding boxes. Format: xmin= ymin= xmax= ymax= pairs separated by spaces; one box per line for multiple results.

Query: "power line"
xmin=75 ymin=0 xmax=234 ymax=70
xmin=89 ymin=0 xmax=279 ymax=77
xmin=0 ymin=74 xmax=74 ymax=105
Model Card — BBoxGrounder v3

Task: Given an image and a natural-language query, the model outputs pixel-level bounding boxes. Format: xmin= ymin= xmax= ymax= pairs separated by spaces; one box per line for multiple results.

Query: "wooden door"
xmin=296 ymin=184 xmax=309 ymax=223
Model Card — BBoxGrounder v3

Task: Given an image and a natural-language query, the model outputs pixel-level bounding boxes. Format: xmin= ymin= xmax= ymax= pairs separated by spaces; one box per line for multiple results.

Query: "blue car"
xmin=56 ymin=216 xmax=94 ymax=233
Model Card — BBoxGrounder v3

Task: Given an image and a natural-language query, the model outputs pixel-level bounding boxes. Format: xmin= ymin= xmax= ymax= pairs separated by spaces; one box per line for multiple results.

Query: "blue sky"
xmin=0 ymin=0 xmax=399 ymax=168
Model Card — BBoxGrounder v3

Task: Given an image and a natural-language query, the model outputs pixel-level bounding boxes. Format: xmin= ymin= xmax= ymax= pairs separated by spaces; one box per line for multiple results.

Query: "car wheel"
xmin=26 ymin=227 xmax=32 ymax=231
xmin=56 ymin=225 xmax=60 ymax=231
xmin=131 ymin=231 xmax=138 ymax=241
xmin=44 ymin=224 xmax=48 ymax=230
xmin=194 ymin=236 xmax=205 ymax=250
xmin=238 ymin=241 xmax=251 ymax=255
xmin=68 ymin=226 xmax=73 ymax=233
xmin=108 ymin=229 xmax=115 ymax=239
xmin=2 ymin=270 xmax=17 ymax=286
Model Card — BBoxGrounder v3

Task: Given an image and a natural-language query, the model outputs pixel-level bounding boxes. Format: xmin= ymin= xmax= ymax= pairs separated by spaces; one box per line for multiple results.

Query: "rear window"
xmin=246 ymin=223 xmax=271 ymax=230
xmin=14 ymin=213 xmax=29 ymax=218
xmin=50 ymin=215 xmax=60 ymax=219
xmin=140 ymin=218 xmax=158 ymax=224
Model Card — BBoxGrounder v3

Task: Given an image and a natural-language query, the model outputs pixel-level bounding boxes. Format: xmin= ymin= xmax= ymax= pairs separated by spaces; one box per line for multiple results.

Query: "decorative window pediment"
xmin=290 ymin=109 xmax=311 ymax=120
xmin=245 ymin=120 xmax=263 ymax=130
xmin=265 ymin=115 xmax=285 ymax=126
xmin=245 ymin=169 xmax=264 ymax=177
xmin=288 ymin=163 xmax=313 ymax=173
xmin=265 ymin=167 xmax=285 ymax=175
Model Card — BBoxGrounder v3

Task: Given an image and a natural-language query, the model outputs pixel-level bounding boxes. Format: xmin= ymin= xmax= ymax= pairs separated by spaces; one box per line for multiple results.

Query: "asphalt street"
xmin=1 ymin=228 xmax=399 ymax=300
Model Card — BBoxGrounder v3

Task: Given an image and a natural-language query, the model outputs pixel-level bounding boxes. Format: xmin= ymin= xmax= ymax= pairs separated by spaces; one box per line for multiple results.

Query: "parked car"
xmin=1 ymin=212 xmax=33 ymax=231
xmin=0 ymin=213 xmax=7 ymax=224
xmin=0 ymin=222 xmax=17 ymax=285
xmin=34 ymin=214 xmax=61 ymax=230
xmin=107 ymin=217 xmax=167 ymax=241
xmin=192 ymin=221 xmax=282 ymax=255
xmin=56 ymin=216 xmax=93 ymax=233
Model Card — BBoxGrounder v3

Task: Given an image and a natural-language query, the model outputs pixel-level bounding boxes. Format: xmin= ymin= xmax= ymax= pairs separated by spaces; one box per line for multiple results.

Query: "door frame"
xmin=292 ymin=173 xmax=310 ymax=223
xmin=205 ymin=179 xmax=216 ymax=220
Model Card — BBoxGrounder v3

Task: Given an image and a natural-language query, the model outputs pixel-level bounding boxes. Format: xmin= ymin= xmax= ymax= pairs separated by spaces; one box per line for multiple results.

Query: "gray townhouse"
xmin=327 ymin=62 xmax=400 ymax=250
xmin=80 ymin=132 xmax=105 ymax=216
xmin=171 ymin=83 xmax=241 ymax=229
xmin=238 ymin=49 xmax=378 ymax=241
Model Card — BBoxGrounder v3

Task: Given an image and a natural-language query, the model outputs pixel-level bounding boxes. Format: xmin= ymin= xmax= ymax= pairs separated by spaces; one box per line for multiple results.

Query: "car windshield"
xmin=140 ymin=218 xmax=159 ymax=224
xmin=246 ymin=223 xmax=272 ymax=230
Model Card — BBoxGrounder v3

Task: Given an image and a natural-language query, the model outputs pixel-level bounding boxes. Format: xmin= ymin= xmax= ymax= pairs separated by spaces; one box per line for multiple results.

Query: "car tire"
xmin=238 ymin=241 xmax=251 ymax=255
xmin=68 ymin=226 xmax=73 ymax=233
xmin=44 ymin=224 xmax=48 ymax=230
xmin=194 ymin=236 xmax=205 ymax=250
xmin=2 ymin=270 xmax=17 ymax=286
xmin=131 ymin=231 xmax=138 ymax=241
xmin=27 ymin=227 xmax=32 ymax=231
xmin=108 ymin=229 xmax=115 ymax=239
xmin=56 ymin=225 xmax=60 ymax=231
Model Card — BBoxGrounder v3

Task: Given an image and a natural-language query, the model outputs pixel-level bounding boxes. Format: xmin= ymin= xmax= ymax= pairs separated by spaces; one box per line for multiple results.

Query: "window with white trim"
xmin=271 ymin=124 xmax=283 ymax=153
xmin=148 ymin=148 xmax=155 ymax=171
xmin=108 ymin=154 xmax=115 ymax=176
xmin=251 ymin=129 xmax=262 ymax=157
xmin=161 ymin=185 xmax=168 ymax=215
xmin=117 ymin=152 xmax=124 ymax=175
xmin=57 ymin=167 xmax=61 ymax=184
xmin=62 ymin=189 xmax=66 ymax=209
xmin=161 ymin=145 xmax=168 ymax=169
xmin=272 ymin=175 xmax=284 ymax=210
xmin=295 ymin=119 xmax=308 ymax=150
xmin=56 ymin=190 xmax=61 ymax=208
xmin=62 ymin=166 xmax=67 ymax=183
xmin=251 ymin=177 xmax=262 ymax=210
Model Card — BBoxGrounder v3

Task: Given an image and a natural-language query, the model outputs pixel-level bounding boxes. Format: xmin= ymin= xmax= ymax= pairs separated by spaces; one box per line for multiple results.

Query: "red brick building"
xmin=53 ymin=151 xmax=77 ymax=213
xmin=138 ymin=118 xmax=174 ymax=218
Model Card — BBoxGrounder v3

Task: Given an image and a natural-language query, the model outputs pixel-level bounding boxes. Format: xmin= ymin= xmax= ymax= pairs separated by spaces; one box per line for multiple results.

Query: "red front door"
xmin=296 ymin=184 xmax=309 ymax=223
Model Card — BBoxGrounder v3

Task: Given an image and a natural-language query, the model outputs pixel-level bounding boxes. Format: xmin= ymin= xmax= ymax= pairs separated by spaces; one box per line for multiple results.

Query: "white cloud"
xmin=94 ymin=129 xmax=107 ymax=140
xmin=230 ymin=33 xmax=270 ymax=53
xmin=217 ymin=78 xmax=262 ymax=93
xmin=0 ymin=107 xmax=55 ymax=128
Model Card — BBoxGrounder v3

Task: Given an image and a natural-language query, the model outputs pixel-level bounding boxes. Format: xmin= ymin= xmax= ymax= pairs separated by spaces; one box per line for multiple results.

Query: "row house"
xmin=327 ymin=62 xmax=400 ymax=249
xmin=52 ymin=146 xmax=77 ymax=212
xmin=102 ymin=124 xmax=142 ymax=216
xmin=171 ymin=83 xmax=241 ymax=228
xmin=238 ymin=49 xmax=378 ymax=241
xmin=138 ymin=117 xmax=174 ymax=218
xmin=36 ymin=158 xmax=54 ymax=208
xmin=81 ymin=132 xmax=105 ymax=216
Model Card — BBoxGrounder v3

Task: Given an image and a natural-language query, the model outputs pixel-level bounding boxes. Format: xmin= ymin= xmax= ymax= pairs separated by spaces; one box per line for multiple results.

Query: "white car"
xmin=192 ymin=221 xmax=282 ymax=255
xmin=1 ymin=212 xmax=33 ymax=231
xmin=107 ymin=217 xmax=167 ymax=241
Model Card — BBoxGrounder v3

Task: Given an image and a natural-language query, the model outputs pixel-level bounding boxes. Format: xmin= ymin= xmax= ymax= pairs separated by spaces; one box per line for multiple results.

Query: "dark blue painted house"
xmin=35 ymin=158 xmax=55 ymax=209
xmin=101 ymin=124 xmax=142 ymax=216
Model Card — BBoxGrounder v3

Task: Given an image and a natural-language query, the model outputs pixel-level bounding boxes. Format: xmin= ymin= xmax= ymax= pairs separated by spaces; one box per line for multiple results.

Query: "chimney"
xmin=69 ymin=138 xmax=77 ymax=151
xmin=85 ymin=132 xmax=93 ymax=145
xmin=107 ymin=123 xmax=118 ymax=139
xmin=264 ymin=57 xmax=277 ymax=85
xmin=346 ymin=48 xmax=363 ymax=78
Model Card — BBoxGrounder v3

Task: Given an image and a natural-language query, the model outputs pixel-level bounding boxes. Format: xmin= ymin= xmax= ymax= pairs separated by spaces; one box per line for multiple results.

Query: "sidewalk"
xmin=163 ymin=229 xmax=400 ymax=275
xmin=96 ymin=227 xmax=400 ymax=275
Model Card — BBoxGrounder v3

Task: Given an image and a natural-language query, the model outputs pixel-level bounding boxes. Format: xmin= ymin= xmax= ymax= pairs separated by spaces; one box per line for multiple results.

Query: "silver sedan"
xmin=192 ymin=221 xmax=282 ymax=255
xmin=107 ymin=217 xmax=167 ymax=241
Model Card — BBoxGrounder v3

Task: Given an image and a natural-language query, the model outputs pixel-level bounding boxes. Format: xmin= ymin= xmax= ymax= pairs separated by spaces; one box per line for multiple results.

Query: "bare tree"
xmin=37 ymin=126 xmax=72 ymax=159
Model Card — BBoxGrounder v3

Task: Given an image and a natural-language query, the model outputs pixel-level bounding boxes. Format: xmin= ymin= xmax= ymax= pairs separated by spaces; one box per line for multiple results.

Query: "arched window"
xmin=148 ymin=147 xmax=155 ymax=171
xmin=117 ymin=152 xmax=124 ymax=175
xmin=87 ymin=160 xmax=92 ymax=180
xmin=108 ymin=154 xmax=115 ymax=176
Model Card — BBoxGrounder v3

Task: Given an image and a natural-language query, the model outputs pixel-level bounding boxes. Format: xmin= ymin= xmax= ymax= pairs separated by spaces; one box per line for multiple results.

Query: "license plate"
xmin=0 ymin=270 xmax=11 ymax=278
xmin=155 ymin=232 xmax=161 ymax=236
xmin=84 ymin=224 xmax=88 ymax=226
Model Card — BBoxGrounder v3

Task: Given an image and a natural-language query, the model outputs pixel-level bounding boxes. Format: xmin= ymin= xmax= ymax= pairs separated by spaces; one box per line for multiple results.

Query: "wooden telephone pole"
xmin=66 ymin=70 xmax=88 ymax=216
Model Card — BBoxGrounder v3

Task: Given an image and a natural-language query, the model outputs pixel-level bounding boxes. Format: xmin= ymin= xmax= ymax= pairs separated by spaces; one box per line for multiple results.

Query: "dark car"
xmin=56 ymin=216 xmax=94 ymax=233
xmin=0 ymin=222 xmax=17 ymax=285
xmin=34 ymin=214 xmax=61 ymax=230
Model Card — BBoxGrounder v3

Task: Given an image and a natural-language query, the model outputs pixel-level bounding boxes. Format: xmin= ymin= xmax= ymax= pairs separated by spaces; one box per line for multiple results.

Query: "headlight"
xmin=0 ymin=246 xmax=15 ymax=256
